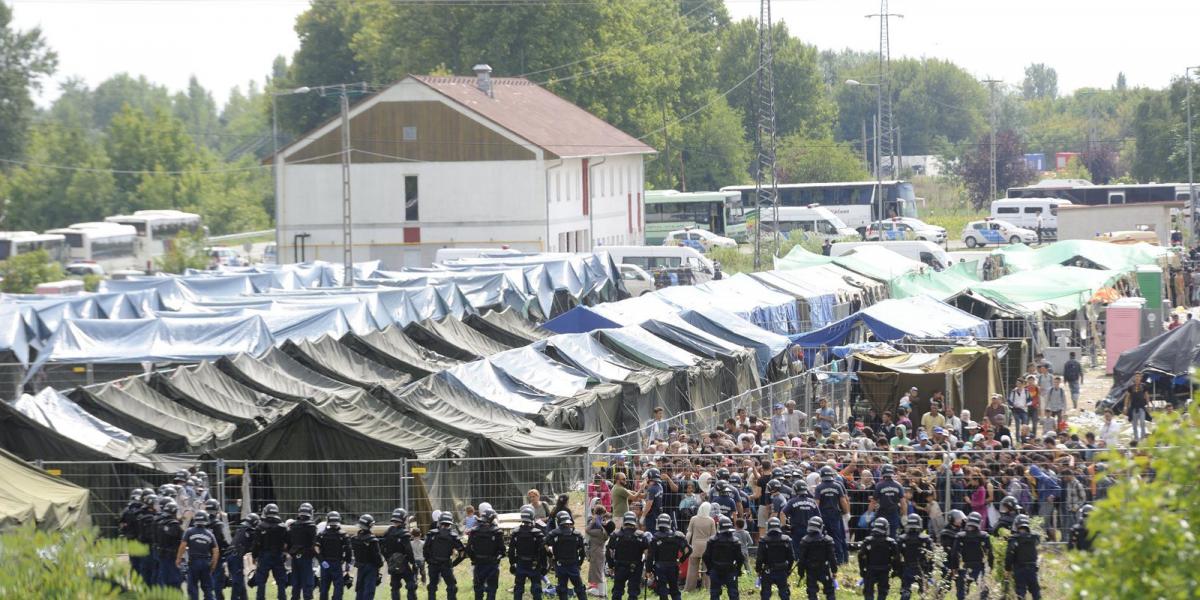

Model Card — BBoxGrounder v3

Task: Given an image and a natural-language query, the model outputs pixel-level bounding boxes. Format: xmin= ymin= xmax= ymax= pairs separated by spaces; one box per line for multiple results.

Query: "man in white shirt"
xmin=644 ymin=406 xmax=669 ymax=445
xmin=784 ymin=400 xmax=806 ymax=435
xmin=899 ymin=386 xmax=918 ymax=410
xmin=1097 ymin=408 xmax=1121 ymax=448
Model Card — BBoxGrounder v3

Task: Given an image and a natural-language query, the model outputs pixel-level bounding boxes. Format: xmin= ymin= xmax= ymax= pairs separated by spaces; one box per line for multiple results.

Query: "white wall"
xmin=1057 ymin=204 xmax=1178 ymax=245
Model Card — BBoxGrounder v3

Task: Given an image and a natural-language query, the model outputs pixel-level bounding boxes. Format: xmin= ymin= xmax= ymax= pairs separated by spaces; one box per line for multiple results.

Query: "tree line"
xmin=2 ymin=0 xmax=1200 ymax=234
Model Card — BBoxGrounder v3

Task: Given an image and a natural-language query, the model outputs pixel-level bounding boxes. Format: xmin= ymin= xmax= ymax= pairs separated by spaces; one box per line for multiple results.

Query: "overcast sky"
xmin=10 ymin=0 xmax=1200 ymax=108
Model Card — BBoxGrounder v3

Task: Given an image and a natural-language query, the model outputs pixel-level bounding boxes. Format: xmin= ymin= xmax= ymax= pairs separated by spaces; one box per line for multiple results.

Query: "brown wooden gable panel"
xmin=287 ymin=100 xmax=538 ymax=164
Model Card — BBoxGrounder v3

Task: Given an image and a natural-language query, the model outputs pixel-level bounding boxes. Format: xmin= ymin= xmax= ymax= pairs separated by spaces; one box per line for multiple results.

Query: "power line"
xmin=637 ymin=61 xmax=766 ymax=141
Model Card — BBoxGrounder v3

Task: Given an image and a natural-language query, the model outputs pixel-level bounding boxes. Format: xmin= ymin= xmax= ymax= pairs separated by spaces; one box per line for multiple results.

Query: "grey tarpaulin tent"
xmin=403 ymin=318 xmax=512 ymax=361
xmin=465 ymin=308 xmax=553 ymax=346
xmin=341 ymin=326 xmax=462 ymax=379
xmin=68 ymin=379 xmax=237 ymax=452
xmin=487 ymin=346 xmax=624 ymax=435
xmin=279 ymin=336 xmax=413 ymax=394
xmin=149 ymin=361 xmax=294 ymax=430
xmin=594 ymin=327 xmax=724 ymax=427
xmin=639 ymin=315 xmax=761 ymax=399
xmin=678 ymin=307 xmax=791 ymax=382
xmin=1106 ymin=318 xmax=1200 ymax=408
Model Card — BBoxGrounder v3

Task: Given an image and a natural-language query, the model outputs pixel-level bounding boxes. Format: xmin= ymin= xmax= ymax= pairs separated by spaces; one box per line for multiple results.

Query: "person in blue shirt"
xmin=1028 ymin=462 xmax=1062 ymax=542
xmin=814 ymin=466 xmax=850 ymax=564
xmin=781 ymin=481 xmax=819 ymax=558
xmin=641 ymin=468 xmax=664 ymax=531
xmin=873 ymin=464 xmax=908 ymax=535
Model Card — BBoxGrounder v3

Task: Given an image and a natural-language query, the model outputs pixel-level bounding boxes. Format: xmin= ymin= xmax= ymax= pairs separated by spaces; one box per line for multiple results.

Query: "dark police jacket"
xmin=1004 ymin=532 xmax=1040 ymax=570
xmin=381 ymin=525 xmax=416 ymax=574
xmin=754 ymin=530 xmax=794 ymax=573
xmin=795 ymin=531 xmax=837 ymax=575
xmin=351 ymin=530 xmax=383 ymax=568
xmin=545 ymin=525 xmax=586 ymax=566
xmin=508 ymin=524 xmax=546 ymax=569
xmin=605 ymin=527 xmax=648 ymax=569
xmin=701 ymin=531 xmax=742 ymax=574
xmin=316 ymin=524 xmax=353 ymax=565
xmin=466 ymin=524 xmax=506 ymax=565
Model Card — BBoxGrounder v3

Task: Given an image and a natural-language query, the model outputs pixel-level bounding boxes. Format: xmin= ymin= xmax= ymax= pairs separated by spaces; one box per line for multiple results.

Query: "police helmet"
xmin=623 ymin=512 xmax=638 ymax=527
xmin=947 ymin=509 xmax=966 ymax=526
xmin=966 ymin=512 xmax=982 ymax=530
xmin=359 ymin=514 xmax=375 ymax=530
xmin=766 ymin=479 xmax=782 ymax=493
xmin=771 ymin=467 xmax=784 ymax=479
xmin=905 ymin=514 xmax=922 ymax=532
xmin=729 ymin=474 xmax=743 ymax=486
xmin=556 ymin=511 xmax=573 ymax=527
xmin=767 ymin=517 xmax=782 ymax=532
xmin=1079 ymin=504 xmax=1095 ymax=517
xmin=187 ymin=477 xmax=200 ymax=488
xmin=263 ymin=503 xmax=280 ymax=518
xmin=163 ymin=501 xmax=179 ymax=516
xmin=819 ymin=466 xmax=835 ymax=481
xmin=871 ymin=517 xmax=890 ymax=535
xmin=205 ymin=498 xmax=220 ymax=513
xmin=391 ymin=508 xmax=408 ymax=524
xmin=174 ymin=470 xmax=188 ymax=482
xmin=1000 ymin=495 xmax=1020 ymax=511
xmin=1014 ymin=515 xmax=1031 ymax=531
xmin=157 ymin=496 xmax=171 ymax=510
xmin=799 ymin=461 xmax=812 ymax=473
xmin=192 ymin=511 xmax=209 ymax=526
xmin=162 ymin=486 xmax=179 ymax=498
xmin=807 ymin=516 xmax=824 ymax=534
xmin=140 ymin=489 xmax=155 ymax=502
xmin=481 ymin=509 xmax=497 ymax=524
xmin=327 ymin=511 xmax=342 ymax=524
xmin=645 ymin=467 xmax=661 ymax=481
xmin=299 ymin=502 xmax=314 ymax=514
xmin=130 ymin=488 xmax=144 ymax=501
xmin=880 ymin=464 xmax=896 ymax=477
xmin=196 ymin=470 xmax=208 ymax=482
xmin=520 ymin=506 xmax=535 ymax=524
xmin=656 ymin=513 xmax=673 ymax=531
xmin=144 ymin=493 xmax=159 ymax=508
xmin=716 ymin=468 xmax=730 ymax=480
xmin=438 ymin=512 xmax=454 ymax=527
xmin=718 ymin=516 xmax=734 ymax=532
xmin=243 ymin=513 xmax=260 ymax=527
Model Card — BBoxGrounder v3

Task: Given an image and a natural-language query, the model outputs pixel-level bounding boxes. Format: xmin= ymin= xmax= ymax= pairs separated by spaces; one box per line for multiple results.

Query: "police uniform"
xmin=857 ymin=530 xmax=901 ymax=600
xmin=755 ymin=528 xmax=794 ymax=600
xmin=897 ymin=529 xmax=932 ymax=600
xmin=316 ymin=523 xmax=353 ymax=600
xmin=227 ymin=519 xmax=256 ymax=600
xmin=120 ymin=498 xmax=144 ymax=573
xmin=1005 ymin=531 xmax=1041 ymax=599
xmin=287 ymin=517 xmax=319 ymax=600
xmin=465 ymin=521 xmax=506 ymax=600
xmin=507 ymin=521 xmax=547 ymax=600
xmin=184 ymin=523 xmax=219 ymax=600
xmin=643 ymin=480 xmax=665 ymax=530
xmin=992 ymin=511 xmax=1018 ymax=536
xmin=425 ymin=525 xmax=466 ymax=600
xmin=937 ymin=522 xmax=962 ymax=598
xmin=156 ymin=512 xmax=185 ymax=588
xmin=953 ymin=528 xmax=993 ymax=600
xmin=204 ymin=514 xmax=231 ymax=600
xmin=648 ymin=526 xmax=690 ymax=600
xmin=381 ymin=524 xmax=418 ymax=600
xmin=814 ymin=480 xmax=847 ymax=563
xmin=781 ymin=490 xmax=818 ymax=557
xmin=1067 ymin=520 xmax=1093 ymax=552
xmin=702 ymin=529 xmax=744 ymax=600
xmin=351 ymin=526 xmax=383 ymax=600
xmin=545 ymin=523 xmax=587 ymax=600
xmin=872 ymin=478 xmax=905 ymax=535
xmin=795 ymin=528 xmax=837 ymax=600
xmin=137 ymin=505 xmax=160 ymax=585
xmin=252 ymin=515 xmax=289 ymax=600
xmin=605 ymin=524 xmax=649 ymax=600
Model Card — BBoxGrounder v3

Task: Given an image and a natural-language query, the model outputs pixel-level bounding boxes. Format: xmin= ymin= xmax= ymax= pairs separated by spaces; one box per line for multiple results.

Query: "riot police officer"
xmin=781 ymin=481 xmax=818 ymax=558
xmin=755 ymin=517 xmax=794 ymax=600
xmin=1067 ymin=504 xmax=1095 ymax=552
xmin=873 ymin=464 xmax=906 ymax=535
xmin=316 ymin=512 xmax=352 ymax=600
xmin=648 ymin=513 xmax=690 ymax=600
xmin=1005 ymin=515 xmax=1041 ymax=600
xmin=711 ymin=481 xmax=738 ymax=519
xmin=137 ymin=493 xmax=160 ymax=585
xmin=702 ymin=516 xmax=744 ymax=600
xmin=228 ymin=513 xmax=259 ymax=600
xmin=795 ymin=516 xmax=836 ymax=600
xmin=508 ymin=506 xmax=547 ymax=600
xmin=642 ymin=468 xmax=665 ymax=530
xmin=382 ymin=508 xmax=418 ymax=600
xmin=858 ymin=517 xmax=900 ymax=600
xmin=425 ymin=512 xmax=466 ymax=600
xmin=350 ymin=515 xmax=383 ymax=600
xmin=815 ymin=466 xmax=850 ymax=564
xmin=252 ymin=503 xmax=289 ymax=600
xmin=466 ymin=508 xmax=506 ymax=600
xmin=157 ymin=500 xmax=186 ymax=589
xmin=178 ymin=510 xmax=220 ymax=600
xmin=952 ymin=512 xmax=993 ymax=600
xmin=897 ymin=514 xmax=932 ymax=600
xmin=122 ymin=489 xmax=145 ymax=574
xmin=938 ymin=510 xmax=965 ymax=598
xmin=545 ymin=511 xmax=587 ymax=600
xmin=605 ymin=511 xmax=649 ymax=600
xmin=200 ymin=499 xmax=230 ymax=600
xmin=991 ymin=496 xmax=1020 ymax=536
xmin=288 ymin=503 xmax=319 ymax=600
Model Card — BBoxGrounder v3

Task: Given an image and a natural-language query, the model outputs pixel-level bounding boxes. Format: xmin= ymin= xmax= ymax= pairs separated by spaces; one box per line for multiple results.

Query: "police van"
xmin=990 ymin=198 xmax=1072 ymax=239
xmin=961 ymin=218 xmax=1038 ymax=248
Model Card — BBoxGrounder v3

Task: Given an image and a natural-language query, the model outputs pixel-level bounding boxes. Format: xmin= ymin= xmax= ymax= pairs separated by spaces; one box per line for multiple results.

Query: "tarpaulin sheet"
xmin=854 ymin=347 xmax=1002 ymax=419
xmin=1107 ymin=318 xmax=1200 ymax=402
xmin=0 ymin=447 xmax=91 ymax=531
xmin=11 ymin=387 xmax=157 ymax=457
xmin=640 ymin=315 xmax=761 ymax=396
xmin=466 ymin=309 xmax=551 ymax=346
xmin=219 ymin=349 xmax=365 ymax=403
xmin=421 ymin=316 xmax=513 ymax=357
xmin=748 ymin=271 xmax=837 ymax=329
xmin=967 ymin=266 xmax=1124 ymax=317
xmin=543 ymin=306 xmax=623 ymax=334
xmin=0 ymin=304 xmax=29 ymax=365
xmin=691 ymin=274 xmax=802 ymax=334
xmin=679 ymin=306 xmax=790 ymax=381
xmin=793 ymin=296 xmax=990 ymax=351
xmin=596 ymin=326 xmax=705 ymax=369
xmin=656 ymin=284 xmax=790 ymax=335
xmin=890 ymin=261 xmax=981 ymax=301
xmin=775 ymin=245 xmax=927 ymax=283
xmin=441 ymin=360 xmax=559 ymax=418
xmin=992 ymin=240 xmax=1171 ymax=274
xmin=71 ymin=378 xmax=237 ymax=452
xmin=280 ymin=336 xmax=412 ymax=394
xmin=341 ymin=326 xmax=462 ymax=379
xmin=150 ymin=361 xmax=293 ymax=427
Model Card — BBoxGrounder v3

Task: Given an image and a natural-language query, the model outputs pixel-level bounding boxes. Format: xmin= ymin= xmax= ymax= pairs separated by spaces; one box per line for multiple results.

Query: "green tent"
xmin=0 ymin=448 xmax=91 ymax=531
xmin=891 ymin=261 xmax=981 ymax=300
xmin=774 ymin=245 xmax=927 ymax=283
xmin=969 ymin=266 xmax=1124 ymax=317
xmin=991 ymin=240 xmax=1172 ymax=274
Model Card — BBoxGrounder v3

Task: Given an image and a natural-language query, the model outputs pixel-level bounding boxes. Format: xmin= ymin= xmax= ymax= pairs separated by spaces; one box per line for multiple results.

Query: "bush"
xmin=0 ymin=249 xmax=65 ymax=293
xmin=155 ymin=229 xmax=209 ymax=274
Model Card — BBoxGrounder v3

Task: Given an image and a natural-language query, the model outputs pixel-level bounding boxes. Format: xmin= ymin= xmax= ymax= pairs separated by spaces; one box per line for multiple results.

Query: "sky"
xmin=9 ymin=0 xmax=1200 ymax=109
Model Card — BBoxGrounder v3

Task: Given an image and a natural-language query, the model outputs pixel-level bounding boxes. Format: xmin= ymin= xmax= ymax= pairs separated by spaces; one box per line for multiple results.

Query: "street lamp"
xmin=272 ymin=86 xmax=313 ymax=267
xmin=846 ymin=79 xmax=884 ymax=225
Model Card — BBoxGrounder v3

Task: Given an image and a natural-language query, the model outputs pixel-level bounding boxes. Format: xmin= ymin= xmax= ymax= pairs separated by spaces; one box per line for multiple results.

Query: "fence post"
xmin=242 ymin=460 xmax=251 ymax=514
xmin=216 ymin=458 xmax=225 ymax=513
xmin=399 ymin=457 xmax=408 ymax=514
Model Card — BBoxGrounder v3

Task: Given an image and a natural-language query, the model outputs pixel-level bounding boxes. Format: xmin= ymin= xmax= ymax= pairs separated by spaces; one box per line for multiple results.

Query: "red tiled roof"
xmin=412 ymin=75 xmax=656 ymax=159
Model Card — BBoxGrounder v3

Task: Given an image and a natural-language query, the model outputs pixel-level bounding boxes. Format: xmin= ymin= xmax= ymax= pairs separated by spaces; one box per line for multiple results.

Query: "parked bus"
xmin=45 ymin=222 xmax=139 ymax=274
xmin=720 ymin=180 xmax=919 ymax=233
xmin=105 ymin=209 xmax=202 ymax=268
xmin=0 ymin=231 xmax=69 ymax=264
xmin=643 ymin=190 xmax=747 ymax=244
xmin=746 ymin=206 xmax=858 ymax=240
xmin=1006 ymin=180 xmax=1191 ymax=205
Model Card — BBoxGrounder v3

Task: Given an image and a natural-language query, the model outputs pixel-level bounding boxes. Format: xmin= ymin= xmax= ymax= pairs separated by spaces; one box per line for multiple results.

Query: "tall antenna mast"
xmin=868 ymin=1 xmax=902 ymax=176
xmin=753 ymin=0 xmax=778 ymax=270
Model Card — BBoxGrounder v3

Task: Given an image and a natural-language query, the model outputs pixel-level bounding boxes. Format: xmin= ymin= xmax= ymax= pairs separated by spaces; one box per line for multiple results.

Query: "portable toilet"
xmin=1135 ymin=264 xmax=1164 ymax=339
xmin=1105 ymin=297 xmax=1145 ymax=374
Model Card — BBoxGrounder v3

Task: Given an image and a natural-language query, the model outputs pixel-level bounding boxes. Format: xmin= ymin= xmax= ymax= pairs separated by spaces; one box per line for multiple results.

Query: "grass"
xmin=913 ymin=176 xmax=987 ymax=238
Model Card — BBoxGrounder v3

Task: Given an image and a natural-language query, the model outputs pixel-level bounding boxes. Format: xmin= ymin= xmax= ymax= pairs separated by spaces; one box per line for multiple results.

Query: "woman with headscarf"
xmin=849 ymin=468 xmax=875 ymax=542
xmin=584 ymin=499 xmax=613 ymax=595
xmin=684 ymin=502 xmax=716 ymax=591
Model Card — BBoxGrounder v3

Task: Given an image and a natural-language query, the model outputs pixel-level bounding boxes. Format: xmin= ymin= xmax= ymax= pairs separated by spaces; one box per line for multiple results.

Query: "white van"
xmin=830 ymin=240 xmax=952 ymax=271
xmin=990 ymin=198 xmax=1072 ymax=237
xmin=603 ymin=245 xmax=716 ymax=275
xmin=755 ymin=206 xmax=858 ymax=240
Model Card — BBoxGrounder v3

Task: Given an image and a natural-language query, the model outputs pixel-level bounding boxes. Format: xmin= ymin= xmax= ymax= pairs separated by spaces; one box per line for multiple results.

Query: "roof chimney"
xmin=473 ymin=64 xmax=493 ymax=98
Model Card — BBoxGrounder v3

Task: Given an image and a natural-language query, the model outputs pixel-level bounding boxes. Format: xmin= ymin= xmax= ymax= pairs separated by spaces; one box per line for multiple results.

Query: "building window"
xmin=402 ymin=126 xmax=417 ymax=141
xmin=405 ymin=175 xmax=419 ymax=221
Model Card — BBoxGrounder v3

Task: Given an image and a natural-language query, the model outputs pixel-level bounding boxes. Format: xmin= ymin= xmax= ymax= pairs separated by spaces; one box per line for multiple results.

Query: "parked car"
xmin=206 ymin=246 xmax=245 ymax=267
xmin=865 ymin=217 xmax=946 ymax=243
xmin=961 ymin=218 xmax=1037 ymax=248
xmin=618 ymin=263 xmax=656 ymax=296
xmin=663 ymin=228 xmax=738 ymax=251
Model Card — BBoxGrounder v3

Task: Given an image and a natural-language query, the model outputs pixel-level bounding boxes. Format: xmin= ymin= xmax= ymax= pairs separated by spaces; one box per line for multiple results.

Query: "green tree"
xmin=776 ymin=135 xmax=869 ymax=184
xmin=1021 ymin=63 xmax=1058 ymax=100
xmin=85 ymin=73 xmax=173 ymax=130
xmin=676 ymin=93 xmax=750 ymax=190
xmin=275 ymin=0 xmax=373 ymax=135
xmin=0 ymin=0 xmax=57 ymax=162
xmin=950 ymin=129 xmax=1032 ymax=208
xmin=1 ymin=122 xmax=116 ymax=230
xmin=1068 ymin=411 xmax=1200 ymax=599
xmin=172 ymin=75 xmax=221 ymax=150
xmin=1061 ymin=155 xmax=1093 ymax=181
xmin=0 ymin=250 xmax=64 ymax=293
xmin=155 ymin=228 xmax=209 ymax=273
xmin=105 ymin=105 xmax=203 ymax=213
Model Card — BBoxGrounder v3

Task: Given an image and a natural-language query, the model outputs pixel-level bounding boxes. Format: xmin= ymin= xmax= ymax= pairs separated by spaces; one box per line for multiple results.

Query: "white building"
xmin=272 ymin=66 xmax=656 ymax=267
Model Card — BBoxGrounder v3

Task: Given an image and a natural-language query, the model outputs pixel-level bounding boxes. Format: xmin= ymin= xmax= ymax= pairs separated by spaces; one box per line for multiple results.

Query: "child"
xmin=463 ymin=505 xmax=478 ymax=531
xmin=732 ymin=519 xmax=753 ymax=562
xmin=410 ymin=527 xmax=426 ymax=584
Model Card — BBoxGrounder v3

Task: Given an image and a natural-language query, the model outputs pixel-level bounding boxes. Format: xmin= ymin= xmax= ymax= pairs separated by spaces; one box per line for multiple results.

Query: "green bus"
xmin=643 ymin=190 xmax=747 ymax=245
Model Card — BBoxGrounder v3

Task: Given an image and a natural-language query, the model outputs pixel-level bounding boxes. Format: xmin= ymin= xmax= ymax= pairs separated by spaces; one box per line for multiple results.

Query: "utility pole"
xmin=1187 ymin=67 xmax=1199 ymax=244
xmin=983 ymin=78 xmax=1002 ymax=201
xmin=753 ymin=0 xmax=779 ymax=269
xmin=338 ymin=87 xmax=352 ymax=285
xmin=867 ymin=1 xmax=902 ymax=176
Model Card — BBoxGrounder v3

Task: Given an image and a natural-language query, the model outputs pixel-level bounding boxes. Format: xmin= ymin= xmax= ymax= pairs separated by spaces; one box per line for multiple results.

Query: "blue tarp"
xmin=792 ymin=296 xmax=991 ymax=351
xmin=543 ymin=306 xmax=621 ymax=334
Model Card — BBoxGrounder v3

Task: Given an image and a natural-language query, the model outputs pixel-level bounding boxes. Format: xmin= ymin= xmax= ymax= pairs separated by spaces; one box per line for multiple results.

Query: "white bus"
xmin=748 ymin=206 xmax=858 ymax=240
xmin=720 ymin=180 xmax=919 ymax=233
xmin=45 ymin=222 xmax=139 ymax=274
xmin=105 ymin=210 xmax=202 ymax=267
xmin=0 ymin=231 xmax=69 ymax=264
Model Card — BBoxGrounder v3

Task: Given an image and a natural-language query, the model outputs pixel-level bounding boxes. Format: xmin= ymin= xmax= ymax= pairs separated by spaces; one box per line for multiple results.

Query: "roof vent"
xmin=473 ymin=64 xmax=493 ymax=98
